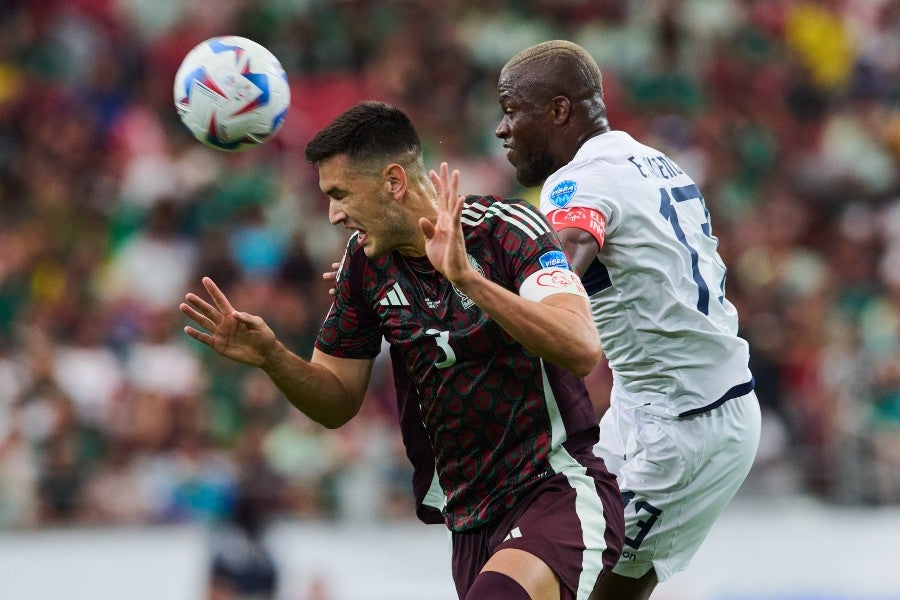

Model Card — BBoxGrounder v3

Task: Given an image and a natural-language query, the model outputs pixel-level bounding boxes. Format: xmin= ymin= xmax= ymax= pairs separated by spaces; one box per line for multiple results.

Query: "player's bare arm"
xmin=180 ymin=276 xmax=372 ymax=428
xmin=557 ymin=227 xmax=601 ymax=277
xmin=423 ymin=163 xmax=602 ymax=377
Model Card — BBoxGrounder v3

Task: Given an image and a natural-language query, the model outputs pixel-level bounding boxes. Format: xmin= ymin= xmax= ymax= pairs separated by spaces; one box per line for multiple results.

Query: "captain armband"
xmin=519 ymin=267 xmax=589 ymax=302
xmin=546 ymin=207 xmax=607 ymax=249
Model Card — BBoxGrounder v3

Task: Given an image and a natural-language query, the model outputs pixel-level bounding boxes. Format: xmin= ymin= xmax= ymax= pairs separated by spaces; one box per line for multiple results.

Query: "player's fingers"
xmin=448 ymin=169 xmax=462 ymax=216
xmin=429 ymin=168 xmax=445 ymax=208
xmin=434 ymin=163 xmax=451 ymax=208
xmin=449 ymin=167 xmax=459 ymax=196
xmin=419 ymin=217 xmax=435 ymax=239
xmin=183 ymin=325 xmax=213 ymax=347
xmin=440 ymin=162 xmax=450 ymax=201
xmin=184 ymin=292 xmax=221 ymax=323
xmin=179 ymin=302 xmax=216 ymax=332
xmin=202 ymin=276 xmax=236 ymax=314
xmin=322 ymin=263 xmax=339 ymax=294
xmin=453 ymin=193 xmax=465 ymax=219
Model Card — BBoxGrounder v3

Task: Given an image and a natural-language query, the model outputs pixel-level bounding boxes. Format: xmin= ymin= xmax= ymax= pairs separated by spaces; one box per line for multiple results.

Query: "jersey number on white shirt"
xmin=657 ymin=183 xmax=726 ymax=316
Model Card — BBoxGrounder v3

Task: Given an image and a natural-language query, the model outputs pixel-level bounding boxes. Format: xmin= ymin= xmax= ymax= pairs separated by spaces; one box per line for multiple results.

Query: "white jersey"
xmin=540 ymin=131 xmax=753 ymax=418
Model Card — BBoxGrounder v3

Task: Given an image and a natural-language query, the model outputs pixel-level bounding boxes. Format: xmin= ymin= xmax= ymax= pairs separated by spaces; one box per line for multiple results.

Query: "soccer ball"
xmin=173 ymin=36 xmax=290 ymax=151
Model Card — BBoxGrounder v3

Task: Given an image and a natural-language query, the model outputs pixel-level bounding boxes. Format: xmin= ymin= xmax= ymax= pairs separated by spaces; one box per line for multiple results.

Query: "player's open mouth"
xmin=356 ymin=230 xmax=368 ymax=244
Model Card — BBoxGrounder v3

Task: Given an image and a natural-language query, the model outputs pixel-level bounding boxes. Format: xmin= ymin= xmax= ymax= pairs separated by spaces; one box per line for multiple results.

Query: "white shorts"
xmin=594 ymin=390 xmax=761 ymax=582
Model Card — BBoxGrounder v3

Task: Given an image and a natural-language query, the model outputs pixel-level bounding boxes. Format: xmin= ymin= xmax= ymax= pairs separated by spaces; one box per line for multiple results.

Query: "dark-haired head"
xmin=305 ymin=101 xmax=423 ymax=171
xmin=305 ymin=102 xmax=436 ymax=259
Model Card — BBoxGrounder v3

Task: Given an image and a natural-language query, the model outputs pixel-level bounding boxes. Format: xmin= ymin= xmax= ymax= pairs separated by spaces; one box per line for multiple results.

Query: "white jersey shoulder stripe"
xmin=461 ymin=201 xmax=488 ymax=215
xmin=494 ymin=202 xmax=551 ymax=236
xmin=461 ymin=200 xmax=549 ymax=235
xmin=461 ymin=201 xmax=549 ymax=240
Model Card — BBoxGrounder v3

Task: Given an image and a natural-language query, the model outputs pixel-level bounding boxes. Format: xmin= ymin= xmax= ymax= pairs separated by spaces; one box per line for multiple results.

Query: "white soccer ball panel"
xmin=173 ymin=36 xmax=290 ymax=151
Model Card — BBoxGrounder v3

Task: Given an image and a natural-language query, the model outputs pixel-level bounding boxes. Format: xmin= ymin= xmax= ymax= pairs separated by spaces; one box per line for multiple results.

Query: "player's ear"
xmin=551 ymin=95 xmax=571 ymax=125
xmin=384 ymin=164 xmax=407 ymax=200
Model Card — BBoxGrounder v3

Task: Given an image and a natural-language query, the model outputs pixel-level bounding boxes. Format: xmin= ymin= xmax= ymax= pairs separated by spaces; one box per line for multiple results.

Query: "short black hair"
xmin=304 ymin=101 xmax=422 ymax=167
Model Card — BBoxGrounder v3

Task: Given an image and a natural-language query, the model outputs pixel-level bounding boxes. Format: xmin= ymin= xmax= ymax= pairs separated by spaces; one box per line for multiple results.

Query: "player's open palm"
xmin=180 ymin=276 xmax=277 ymax=368
xmin=421 ymin=162 xmax=473 ymax=285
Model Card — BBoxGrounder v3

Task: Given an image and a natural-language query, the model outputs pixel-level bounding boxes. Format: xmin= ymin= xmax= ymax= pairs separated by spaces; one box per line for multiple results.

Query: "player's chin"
xmin=506 ymin=150 xmax=526 ymax=175
xmin=360 ymin=238 xmax=383 ymax=258
xmin=515 ymin=167 xmax=542 ymax=188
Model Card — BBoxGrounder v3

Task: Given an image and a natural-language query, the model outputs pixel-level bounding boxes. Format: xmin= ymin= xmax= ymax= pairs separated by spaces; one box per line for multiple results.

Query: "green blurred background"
xmin=0 ymin=1 xmax=897 ymax=598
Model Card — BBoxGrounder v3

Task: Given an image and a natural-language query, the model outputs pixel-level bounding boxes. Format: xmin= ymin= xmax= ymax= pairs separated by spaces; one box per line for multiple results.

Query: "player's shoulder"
xmin=543 ymin=132 xmax=650 ymax=209
xmin=543 ymin=161 xmax=618 ymax=212
xmin=564 ymin=130 xmax=648 ymax=177
xmin=460 ymin=194 xmax=553 ymax=241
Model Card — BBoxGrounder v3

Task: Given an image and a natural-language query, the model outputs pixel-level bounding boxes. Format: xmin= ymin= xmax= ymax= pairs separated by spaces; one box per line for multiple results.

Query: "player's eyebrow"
xmin=321 ymin=185 xmax=347 ymax=198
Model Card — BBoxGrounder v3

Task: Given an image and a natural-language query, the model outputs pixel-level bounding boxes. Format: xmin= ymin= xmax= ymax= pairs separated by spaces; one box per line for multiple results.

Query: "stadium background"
xmin=0 ymin=0 xmax=897 ymax=598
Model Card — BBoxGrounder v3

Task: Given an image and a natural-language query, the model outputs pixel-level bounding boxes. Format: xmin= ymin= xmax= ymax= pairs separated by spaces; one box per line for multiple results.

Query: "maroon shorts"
xmin=450 ymin=452 xmax=623 ymax=600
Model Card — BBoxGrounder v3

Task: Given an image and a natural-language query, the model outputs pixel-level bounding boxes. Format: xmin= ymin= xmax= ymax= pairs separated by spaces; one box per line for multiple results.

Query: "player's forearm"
xmin=454 ymin=274 xmax=602 ymax=376
xmin=259 ymin=342 xmax=363 ymax=428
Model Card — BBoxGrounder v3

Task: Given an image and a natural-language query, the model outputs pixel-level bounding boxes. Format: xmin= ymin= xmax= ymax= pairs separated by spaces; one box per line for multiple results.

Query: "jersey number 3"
xmin=425 ymin=329 xmax=457 ymax=369
xmin=658 ymin=184 xmax=726 ymax=315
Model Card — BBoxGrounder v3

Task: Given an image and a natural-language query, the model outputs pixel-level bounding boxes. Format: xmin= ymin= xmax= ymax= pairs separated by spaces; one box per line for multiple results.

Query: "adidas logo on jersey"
xmin=502 ymin=527 xmax=523 ymax=542
xmin=379 ymin=282 xmax=410 ymax=307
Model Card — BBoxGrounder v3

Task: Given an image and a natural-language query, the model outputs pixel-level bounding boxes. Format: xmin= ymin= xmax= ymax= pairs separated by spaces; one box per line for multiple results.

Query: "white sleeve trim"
xmin=519 ymin=267 xmax=589 ymax=302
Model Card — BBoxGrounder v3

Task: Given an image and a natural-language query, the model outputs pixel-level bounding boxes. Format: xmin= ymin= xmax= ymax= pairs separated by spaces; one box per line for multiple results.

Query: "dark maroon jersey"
xmin=316 ymin=195 xmax=600 ymax=531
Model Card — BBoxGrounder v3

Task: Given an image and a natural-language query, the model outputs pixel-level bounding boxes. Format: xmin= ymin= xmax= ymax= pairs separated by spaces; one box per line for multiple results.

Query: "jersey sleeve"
xmin=314 ymin=235 xmax=383 ymax=359
xmin=541 ymin=166 xmax=620 ymax=241
xmin=476 ymin=197 xmax=587 ymax=301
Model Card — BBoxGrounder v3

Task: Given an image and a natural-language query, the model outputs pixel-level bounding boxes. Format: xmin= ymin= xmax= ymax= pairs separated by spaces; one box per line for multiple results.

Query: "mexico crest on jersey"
xmin=549 ymin=179 xmax=578 ymax=207
xmin=453 ymin=254 xmax=484 ymax=309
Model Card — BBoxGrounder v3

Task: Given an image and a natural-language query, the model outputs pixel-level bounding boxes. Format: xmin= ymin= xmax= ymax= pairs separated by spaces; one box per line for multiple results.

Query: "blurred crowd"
xmin=0 ymin=0 xmax=898 ymax=546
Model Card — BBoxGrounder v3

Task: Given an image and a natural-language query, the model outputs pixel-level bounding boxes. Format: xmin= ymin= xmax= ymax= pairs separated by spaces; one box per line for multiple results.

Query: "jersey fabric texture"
xmin=315 ymin=194 xmax=616 ymax=535
xmin=541 ymin=131 xmax=754 ymax=419
xmin=540 ymin=130 xmax=761 ymax=582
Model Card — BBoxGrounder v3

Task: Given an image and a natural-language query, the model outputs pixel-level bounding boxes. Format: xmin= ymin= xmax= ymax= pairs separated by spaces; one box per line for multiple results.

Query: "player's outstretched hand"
xmin=180 ymin=277 xmax=277 ymax=368
xmin=421 ymin=162 xmax=475 ymax=286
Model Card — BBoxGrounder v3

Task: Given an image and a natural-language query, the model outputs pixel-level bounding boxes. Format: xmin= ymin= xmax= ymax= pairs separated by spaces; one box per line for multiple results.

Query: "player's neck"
xmin=579 ymin=120 xmax=611 ymax=146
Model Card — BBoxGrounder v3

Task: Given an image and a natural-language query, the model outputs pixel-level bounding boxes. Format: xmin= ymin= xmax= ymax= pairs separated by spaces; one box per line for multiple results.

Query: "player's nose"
xmin=495 ymin=119 xmax=509 ymax=139
xmin=328 ymin=199 xmax=346 ymax=225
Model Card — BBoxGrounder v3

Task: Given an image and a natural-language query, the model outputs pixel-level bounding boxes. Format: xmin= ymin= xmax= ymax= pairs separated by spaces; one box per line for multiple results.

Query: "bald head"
xmin=502 ymin=40 xmax=604 ymax=104
xmin=496 ymin=41 xmax=610 ymax=187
